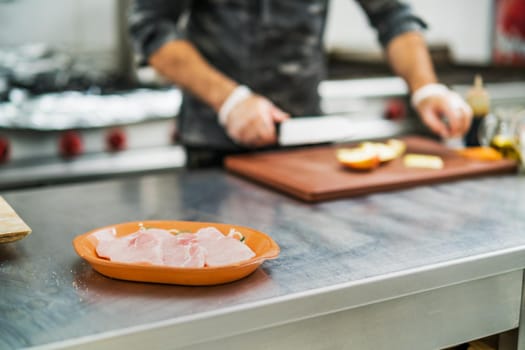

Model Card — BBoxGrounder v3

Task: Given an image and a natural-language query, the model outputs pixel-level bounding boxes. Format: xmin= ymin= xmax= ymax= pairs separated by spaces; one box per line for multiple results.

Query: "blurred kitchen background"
xmin=0 ymin=0 xmax=524 ymax=189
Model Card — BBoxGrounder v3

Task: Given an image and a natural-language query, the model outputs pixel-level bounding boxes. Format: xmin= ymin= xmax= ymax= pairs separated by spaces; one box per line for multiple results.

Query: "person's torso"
xmin=181 ymin=0 xmax=329 ymax=150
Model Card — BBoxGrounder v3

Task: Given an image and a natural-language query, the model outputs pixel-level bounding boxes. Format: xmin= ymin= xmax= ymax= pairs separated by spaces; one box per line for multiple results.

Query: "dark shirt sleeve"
xmin=128 ymin=0 xmax=192 ymax=65
xmin=354 ymin=0 xmax=427 ymax=47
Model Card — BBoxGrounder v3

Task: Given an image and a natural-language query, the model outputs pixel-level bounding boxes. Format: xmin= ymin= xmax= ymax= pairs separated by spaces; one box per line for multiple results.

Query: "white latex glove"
xmin=219 ymin=86 xmax=289 ymax=147
xmin=412 ymin=84 xmax=473 ymax=138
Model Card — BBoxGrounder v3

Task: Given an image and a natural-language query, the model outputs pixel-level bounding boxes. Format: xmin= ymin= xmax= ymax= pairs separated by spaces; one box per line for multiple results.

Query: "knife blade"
xmin=277 ymin=115 xmax=409 ymax=146
xmin=277 ymin=115 xmax=356 ymax=146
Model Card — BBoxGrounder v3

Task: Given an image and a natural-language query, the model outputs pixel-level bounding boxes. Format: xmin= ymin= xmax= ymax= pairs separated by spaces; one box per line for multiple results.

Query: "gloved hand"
xmin=411 ymin=84 xmax=473 ymax=138
xmin=219 ymin=86 xmax=289 ymax=147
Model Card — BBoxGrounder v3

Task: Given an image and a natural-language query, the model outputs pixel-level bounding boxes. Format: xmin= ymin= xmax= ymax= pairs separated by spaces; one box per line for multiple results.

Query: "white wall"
xmin=325 ymin=0 xmax=494 ymax=65
xmin=0 ymin=0 xmax=121 ymax=70
xmin=0 ymin=0 xmax=494 ymax=67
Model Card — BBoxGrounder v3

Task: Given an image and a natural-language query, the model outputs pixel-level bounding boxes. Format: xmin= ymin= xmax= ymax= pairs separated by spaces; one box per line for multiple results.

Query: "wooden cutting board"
xmin=225 ymin=136 xmax=518 ymax=202
xmin=0 ymin=196 xmax=32 ymax=243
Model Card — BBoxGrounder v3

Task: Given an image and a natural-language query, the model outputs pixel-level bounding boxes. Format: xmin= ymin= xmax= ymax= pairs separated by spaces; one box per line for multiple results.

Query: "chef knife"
xmin=277 ymin=115 xmax=406 ymax=146
xmin=277 ymin=115 xmax=356 ymax=146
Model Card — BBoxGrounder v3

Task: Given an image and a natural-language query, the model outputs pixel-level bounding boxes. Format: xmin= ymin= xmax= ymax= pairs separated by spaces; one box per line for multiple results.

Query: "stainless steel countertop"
xmin=1 ymin=169 xmax=525 ymax=349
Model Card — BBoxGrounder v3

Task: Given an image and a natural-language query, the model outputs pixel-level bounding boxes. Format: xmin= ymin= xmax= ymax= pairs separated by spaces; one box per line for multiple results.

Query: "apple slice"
xmin=403 ymin=154 xmax=444 ymax=169
xmin=336 ymin=147 xmax=380 ymax=170
xmin=386 ymin=139 xmax=406 ymax=158
xmin=358 ymin=139 xmax=406 ymax=162
xmin=337 ymin=139 xmax=407 ymax=170
xmin=360 ymin=142 xmax=397 ymax=162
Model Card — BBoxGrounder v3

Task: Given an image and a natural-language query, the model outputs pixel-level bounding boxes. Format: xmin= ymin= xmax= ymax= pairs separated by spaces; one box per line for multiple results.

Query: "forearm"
xmin=386 ymin=31 xmax=437 ymax=93
xmin=149 ymin=40 xmax=237 ymax=112
xmin=386 ymin=32 xmax=472 ymax=138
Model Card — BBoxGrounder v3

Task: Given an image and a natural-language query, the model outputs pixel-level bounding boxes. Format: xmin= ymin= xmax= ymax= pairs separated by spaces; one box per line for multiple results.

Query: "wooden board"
xmin=225 ymin=136 xmax=518 ymax=202
xmin=0 ymin=196 xmax=32 ymax=243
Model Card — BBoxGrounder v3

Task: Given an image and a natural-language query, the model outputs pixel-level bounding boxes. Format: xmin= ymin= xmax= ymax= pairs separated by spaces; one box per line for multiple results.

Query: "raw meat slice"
xmin=162 ymin=238 xmax=205 ymax=268
xmin=200 ymin=236 xmax=256 ymax=267
xmin=196 ymin=227 xmax=255 ymax=267
xmin=94 ymin=226 xmax=256 ymax=268
xmin=173 ymin=232 xmax=199 ymax=245
xmin=92 ymin=228 xmax=117 ymax=241
xmin=195 ymin=227 xmax=224 ymax=241
xmin=96 ymin=229 xmax=170 ymax=265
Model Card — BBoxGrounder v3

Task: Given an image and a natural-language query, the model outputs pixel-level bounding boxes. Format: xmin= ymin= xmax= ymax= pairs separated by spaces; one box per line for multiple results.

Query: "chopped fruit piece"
xmin=336 ymin=147 xmax=380 ymax=170
xmin=386 ymin=139 xmax=407 ymax=158
xmin=403 ymin=154 xmax=444 ymax=169
xmin=360 ymin=142 xmax=398 ymax=162
xmin=456 ymin=147 xmax=504 ymax=161
xmin=337 ymin=139 xmax=407 ymax=171
xmin=358 ymin=139 xmax=406 ymax=162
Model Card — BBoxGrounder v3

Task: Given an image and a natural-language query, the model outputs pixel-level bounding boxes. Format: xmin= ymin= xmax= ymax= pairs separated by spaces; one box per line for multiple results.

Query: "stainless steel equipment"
xmin=1 ymin=168 xmax=525 ymax=349
xmin=0 ymin=77 xmax=417 ymax=189
xmin=0 ymin=88 xmax=185 ymax=189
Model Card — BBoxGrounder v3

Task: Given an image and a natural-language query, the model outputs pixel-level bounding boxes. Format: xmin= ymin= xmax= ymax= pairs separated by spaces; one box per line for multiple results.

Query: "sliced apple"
xmin=359 ymin=139 xmax=406 ymax=162
xmin=403 ymin=154 xmax=444 ymax=169
xmin=359 ymin=142 xmax=395 ymax=162
xmin=336 ymin=147 xmax=380 ymax=170
xmin=386 ymin=139 xmax=406 ymax=158
xmin=337 ymin=139 xmax=407 ymax=170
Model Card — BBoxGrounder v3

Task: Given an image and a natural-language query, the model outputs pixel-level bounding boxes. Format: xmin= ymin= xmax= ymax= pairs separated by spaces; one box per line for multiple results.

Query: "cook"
xmin=129 ymin=0 xmax=473 ymax=166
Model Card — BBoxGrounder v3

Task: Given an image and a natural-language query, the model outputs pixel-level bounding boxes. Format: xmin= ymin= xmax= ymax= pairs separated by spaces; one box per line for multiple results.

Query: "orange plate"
xmin=72 ymin=220 xmax=280 ymax=286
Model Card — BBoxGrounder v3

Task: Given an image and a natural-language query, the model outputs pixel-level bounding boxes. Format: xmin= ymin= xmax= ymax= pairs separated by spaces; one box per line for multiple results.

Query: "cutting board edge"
xmin=309 ymin=162 xmax=518 ymax=202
